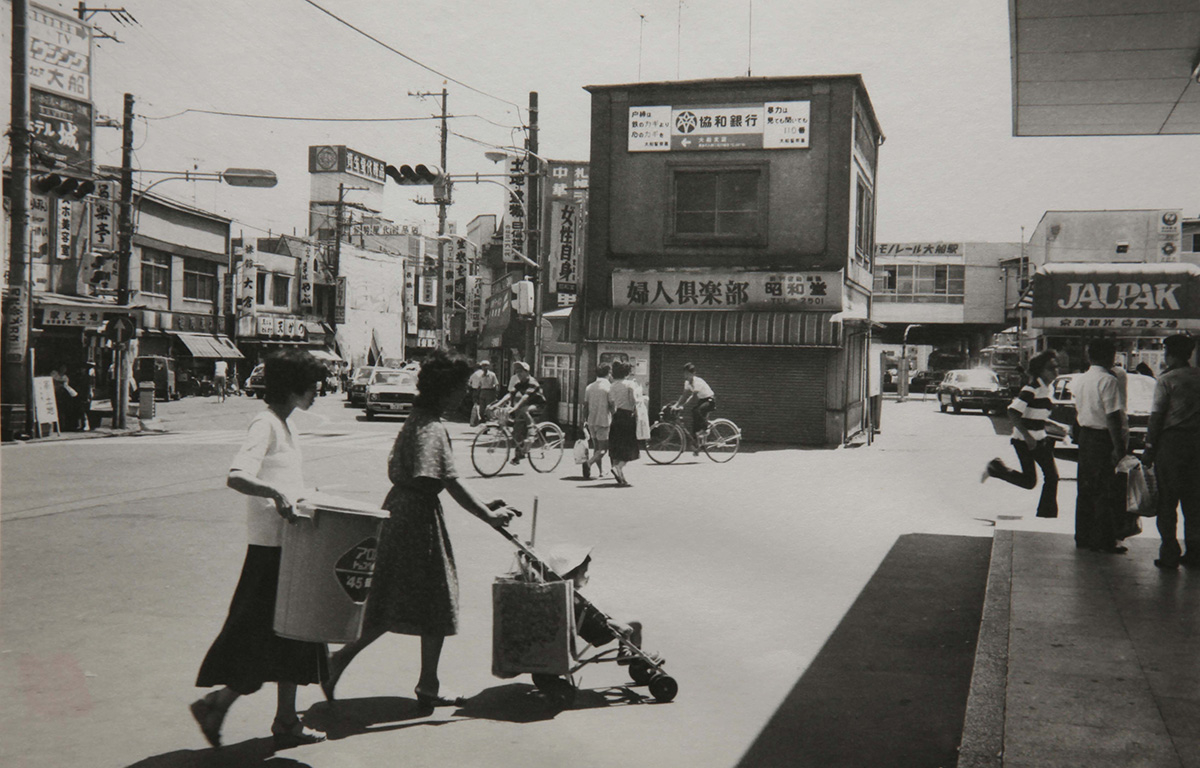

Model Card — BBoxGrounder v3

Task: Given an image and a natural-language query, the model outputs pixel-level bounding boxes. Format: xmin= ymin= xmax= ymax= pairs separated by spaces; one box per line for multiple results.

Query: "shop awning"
xmin=585 ymin=310 xmax=841 ymax=348
xmin=308 ymin=348 xmax=342 ymax=362
xmin=1031 ymin=262 xmax=1200 ymax=331
xmin=170 ymin=332 xmax=245 ymax=359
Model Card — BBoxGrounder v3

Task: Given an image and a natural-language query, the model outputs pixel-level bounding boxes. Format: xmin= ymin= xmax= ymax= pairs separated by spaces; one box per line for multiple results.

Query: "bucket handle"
xmin=292 ymin=502 xmax=317 ymax=528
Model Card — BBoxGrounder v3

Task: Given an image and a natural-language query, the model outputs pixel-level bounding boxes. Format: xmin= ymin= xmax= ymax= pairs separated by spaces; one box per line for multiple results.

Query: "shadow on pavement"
xmin=735 ymin=533 xmax=991 ymax=768
xmin=124 ymin=737 xmax=311 ymax=768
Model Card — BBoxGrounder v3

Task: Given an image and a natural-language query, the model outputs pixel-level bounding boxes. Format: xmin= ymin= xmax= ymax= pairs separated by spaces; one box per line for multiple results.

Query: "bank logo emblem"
xmin=675 ymin=111 xmax=698 ymax=134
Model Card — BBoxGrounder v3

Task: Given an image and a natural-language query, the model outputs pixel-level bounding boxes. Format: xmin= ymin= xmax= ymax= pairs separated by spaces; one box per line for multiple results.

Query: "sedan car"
xmin=244 ymin=363 xmax=266 ymax=399
xmin=936 ymin=369 xmax=1009 ymax=414
xmin=346 ymin=366 xmax=376 ymax=407
xmin=1047 ymin=371 xmax=1155 ymax=452
xmin=365 ymin=368 xmax=418 ymax=419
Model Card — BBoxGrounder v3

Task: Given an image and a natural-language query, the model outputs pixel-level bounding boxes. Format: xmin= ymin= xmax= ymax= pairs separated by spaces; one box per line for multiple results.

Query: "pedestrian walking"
xmin=322 ymin=349 xmax=516 ymax=708
xmin=582 ymin=363 xmax=613 ymax=479
xmin=1142 ymin=334 xmax=1200 ymax=569
xmin=982 ymin=350 xmax=1060 ymax=518
xmin=191 ymin=349 xmax=330 ymax=749
xmin=607 ymin=360 xmax=640 ymax=487
xmin=1072 ymin=338 xmax=1129 ymax=553
xmin=213 ymin=359 xmax=229 ymax=403
xmin=469 ymin=360 xmax=499 ymax=426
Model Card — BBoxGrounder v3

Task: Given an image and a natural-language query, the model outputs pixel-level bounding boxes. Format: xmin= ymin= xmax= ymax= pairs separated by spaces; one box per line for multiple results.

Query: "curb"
xmin=957 ymin=529 xmax=1013 ymax=768
xmin=2 ymin=420 xmax=160 ymax=446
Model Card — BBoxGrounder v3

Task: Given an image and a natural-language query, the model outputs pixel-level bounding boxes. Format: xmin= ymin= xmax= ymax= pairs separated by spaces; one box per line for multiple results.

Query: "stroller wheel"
xmin=628 ymin=659 xmax=655 ymax=686
xmin=648 ymin=674 xmax=678 ymax=703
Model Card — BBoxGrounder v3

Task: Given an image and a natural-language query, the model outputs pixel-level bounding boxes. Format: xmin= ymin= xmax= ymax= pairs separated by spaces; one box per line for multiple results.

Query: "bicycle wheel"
xmin=471 ymin=424 xmax=511 ymax=477
xmin=702 ymin=419 xmax=740 ymax=462
xmin=645 ymin=422 xmax=685 ymax=464
xmin=526 ymin=422 xmax=565 ymax=473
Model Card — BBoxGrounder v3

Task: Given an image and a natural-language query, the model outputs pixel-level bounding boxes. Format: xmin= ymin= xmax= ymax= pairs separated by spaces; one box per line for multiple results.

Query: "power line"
xmin=301 ymin=0 xmax=527 ymax=124
xmin=142 ymin=107 xmax=517 ymax=128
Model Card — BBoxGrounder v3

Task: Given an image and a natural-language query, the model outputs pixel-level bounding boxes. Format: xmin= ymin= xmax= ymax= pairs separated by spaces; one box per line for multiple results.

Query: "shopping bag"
xmin=573 ymin=430 xmax=590 ymax=465
xmin=1125 ymin=461 xmax=1159 ymax=517
xmin=492 ymin=578 xmax=574 ymax=678
xmin=470 ymin=403 xmax=481 ymax=427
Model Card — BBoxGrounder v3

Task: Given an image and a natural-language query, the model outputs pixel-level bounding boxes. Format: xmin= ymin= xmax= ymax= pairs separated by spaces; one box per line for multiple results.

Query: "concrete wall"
xmin=1028 ymin=210 xmax=1181 ymax=265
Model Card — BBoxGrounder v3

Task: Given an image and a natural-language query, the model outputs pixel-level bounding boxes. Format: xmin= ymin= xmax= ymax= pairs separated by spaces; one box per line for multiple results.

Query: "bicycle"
xmin=645 ymin=404 xmax=741 ymax=464
xmin=471 ymin=404 xmax=566 ymax=477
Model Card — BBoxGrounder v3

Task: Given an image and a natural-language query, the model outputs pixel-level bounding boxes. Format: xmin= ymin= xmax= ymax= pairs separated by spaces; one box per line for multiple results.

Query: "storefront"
xmin=1030 ymin=263 xmax=1200 ymax=371
xmin=31 ymin=292 xmax=135 ymax=407
xmin=236 ymin=313 xmax=341 ymax=371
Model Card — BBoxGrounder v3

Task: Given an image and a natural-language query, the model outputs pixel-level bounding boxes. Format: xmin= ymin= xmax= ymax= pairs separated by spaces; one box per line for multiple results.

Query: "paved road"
xmin=0 ymin=393 xmax=1070 ymax=767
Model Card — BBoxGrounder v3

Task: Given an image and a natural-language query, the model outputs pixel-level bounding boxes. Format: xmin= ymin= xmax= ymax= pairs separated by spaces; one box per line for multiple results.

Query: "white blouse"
xmin=229 ymin=410 xmax=305 ymax=547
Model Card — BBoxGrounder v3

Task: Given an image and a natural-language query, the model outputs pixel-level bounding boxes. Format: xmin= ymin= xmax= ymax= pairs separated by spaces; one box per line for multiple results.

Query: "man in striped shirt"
xmin=982 ymin=351 xmax=1061 ymax=518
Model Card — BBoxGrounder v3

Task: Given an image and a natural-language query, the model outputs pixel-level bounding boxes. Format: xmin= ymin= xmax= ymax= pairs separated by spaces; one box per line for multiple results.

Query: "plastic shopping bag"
xmin=470 ymin=403 xmax=481 ymax=427
xmin=1119 ymin=456 xmax=1158 ymax=517
xmin=573 ymin=430 xmax=590 ymax=465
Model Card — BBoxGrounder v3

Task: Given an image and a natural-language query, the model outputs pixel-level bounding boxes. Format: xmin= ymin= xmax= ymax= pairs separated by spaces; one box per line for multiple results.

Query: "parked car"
xmin=936 ymin=368 xmax=1009 ymax=414
xmin=134 ymin=356 xmax=179 ymax=401
xmin=364 ymin=368 xmax=418 ymax=419
xmin=244 ymin=363 xmax=266 ymax=399
xmin=346 ymin=366 xmax=376 ymax=407
xmin=1047 ymin=371 xmax=1155 ymax=453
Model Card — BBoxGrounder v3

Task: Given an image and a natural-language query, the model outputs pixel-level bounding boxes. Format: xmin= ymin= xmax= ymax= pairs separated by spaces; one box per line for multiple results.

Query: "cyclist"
xmin=673 ymin=362 xmax=715 ymax=455
xmin=493 ymin=361 xmax=545 ymax=463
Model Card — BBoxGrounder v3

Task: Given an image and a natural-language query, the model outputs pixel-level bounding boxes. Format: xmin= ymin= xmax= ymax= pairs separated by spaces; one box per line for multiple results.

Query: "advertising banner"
xmin=28 ymin=3 xmax=91 ymax=101
xmin=548 ymin=201 xmax=580 ymax=298
xmin=628 ymin=101 xmax=810 ymax=152
xmin=1032 ymin=264 xmax=1200 ymax=331
xmin=334 ymin=275 xmax=347 ymax=324
xmin=1156 ymin=210 xmax=1183 ymax=263
xmin=612 ymin=269 xmax=843 ymax=311
xmin=502 ymin=156 xmax=529 ymax=263
xmin=31 ymin=89 xmax=92 ymax=174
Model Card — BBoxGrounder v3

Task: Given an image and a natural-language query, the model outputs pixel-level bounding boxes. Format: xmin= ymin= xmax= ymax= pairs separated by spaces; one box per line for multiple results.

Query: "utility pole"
xmin=113 ymin=92 xmax=135 ymax=428
xmin=527 ymin=91 xmax=541 ymax=371
xmin=4 ymin=0 xmax=32 ymax=439
xmin=435 ymin=88 xmax=449 ymax=348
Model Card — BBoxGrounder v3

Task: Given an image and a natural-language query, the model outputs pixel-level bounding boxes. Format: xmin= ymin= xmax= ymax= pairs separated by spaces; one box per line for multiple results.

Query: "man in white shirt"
xmin=468 ymin=360 xmax=499 ymax=425
xmin=674 ymin=362 xmax=716 ymax=454
xmin=213 ymin=360 xmax=228 ymax=403
xmin=1073 ymin=339 xmax=1129 ymax=554
xmin=582 ymin=363 xmax=613 ymax=479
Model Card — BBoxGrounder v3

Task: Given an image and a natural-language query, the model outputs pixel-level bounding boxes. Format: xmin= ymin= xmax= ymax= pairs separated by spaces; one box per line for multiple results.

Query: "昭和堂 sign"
xmin=612 ymin=269 xmax=842 ymax=311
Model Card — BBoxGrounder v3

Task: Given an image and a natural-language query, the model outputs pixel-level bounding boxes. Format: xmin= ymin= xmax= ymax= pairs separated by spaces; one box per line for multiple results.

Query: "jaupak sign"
xmin=1032 ymin=267 xmax=1200 ymax=330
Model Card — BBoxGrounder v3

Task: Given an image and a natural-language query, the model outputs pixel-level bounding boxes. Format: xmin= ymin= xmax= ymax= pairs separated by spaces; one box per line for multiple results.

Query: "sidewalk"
xmin=959 ymin=530 xmax=1200 ymax=768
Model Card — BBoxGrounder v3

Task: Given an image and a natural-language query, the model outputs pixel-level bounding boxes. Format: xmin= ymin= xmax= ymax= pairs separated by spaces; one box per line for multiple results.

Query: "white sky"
xmin=35 ymin=0 xmax=1200 ymax=243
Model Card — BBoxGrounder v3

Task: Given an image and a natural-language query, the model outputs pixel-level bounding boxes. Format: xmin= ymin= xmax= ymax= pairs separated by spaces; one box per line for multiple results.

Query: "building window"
xmin=1187 ymin=233 xmax=1200 ymax=252
xmin=183 ymin=258 xmax=218 ymax=302
xmin=272 ymin=274 xmax=291 ymax=308
xmin=670 ymin=167 xmax=763 ymax=241
xmin=256 ymin=273 xmax=267 ymax=305
xmin=314 ymin=284 xmax=335 ymax=318
xmin=855 ymin=180 xmax=874 ymax=267
xmin=140 ymin=249 xmax=171 ymax=296
xmin=873 ymin=264 xmax=965 ymax=304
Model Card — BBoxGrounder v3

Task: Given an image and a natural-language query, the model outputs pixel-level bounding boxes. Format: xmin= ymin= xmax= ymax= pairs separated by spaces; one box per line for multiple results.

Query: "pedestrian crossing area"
xmin=98 ymin=429 xmax=398 ymax=450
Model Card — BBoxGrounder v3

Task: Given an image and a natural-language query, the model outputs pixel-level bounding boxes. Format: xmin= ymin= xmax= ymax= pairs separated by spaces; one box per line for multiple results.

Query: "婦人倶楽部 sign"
xmin=612 ymin=269 xmax=842 ymax=311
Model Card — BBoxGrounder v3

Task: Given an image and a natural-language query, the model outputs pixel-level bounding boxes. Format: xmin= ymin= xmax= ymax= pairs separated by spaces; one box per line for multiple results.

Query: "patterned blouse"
xmin=388 ymin=407 xmax=458 ymax=495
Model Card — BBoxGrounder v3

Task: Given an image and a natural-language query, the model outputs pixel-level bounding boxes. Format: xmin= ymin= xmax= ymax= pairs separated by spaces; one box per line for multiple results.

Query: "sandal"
xmin=414 ymin=686 xmax=464 ymax=711
xmin=271 ymin=717 xmax=325 ymax=750
xmin=190 ymin=693 xmax=228 ymax=748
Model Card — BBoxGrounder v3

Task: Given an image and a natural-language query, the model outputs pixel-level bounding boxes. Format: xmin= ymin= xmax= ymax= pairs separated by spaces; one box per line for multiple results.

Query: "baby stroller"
xmin=491 ymin=524 xmax=677 ymax=707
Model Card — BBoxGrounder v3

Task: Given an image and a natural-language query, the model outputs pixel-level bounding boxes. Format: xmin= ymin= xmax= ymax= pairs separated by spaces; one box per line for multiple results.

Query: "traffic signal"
xmin=511 ymin=279 xmax=534 ymax=316
xmin=384 ymin=163 xmax=443 ymax=185
xmin=32 ymin=173 xmax=96 ymax=199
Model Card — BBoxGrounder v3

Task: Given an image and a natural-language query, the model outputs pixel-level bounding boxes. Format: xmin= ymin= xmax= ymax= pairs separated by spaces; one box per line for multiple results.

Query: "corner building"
xmin=581 ymin=76 xmax=882 ymax=445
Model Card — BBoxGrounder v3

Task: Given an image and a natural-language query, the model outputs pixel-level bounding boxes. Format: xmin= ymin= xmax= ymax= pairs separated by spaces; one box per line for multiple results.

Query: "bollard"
xmin=139 ymin=382 xmax=156 ymax=420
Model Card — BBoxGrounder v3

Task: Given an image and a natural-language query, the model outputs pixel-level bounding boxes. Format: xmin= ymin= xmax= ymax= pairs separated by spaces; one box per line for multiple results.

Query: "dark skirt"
xmin=196 ymin=545 xmax=328 ymax=695
xmin=609 ymin=408 xmax=640 ymax=462
xmin=363 ymin=486 xmax=459 ymax=636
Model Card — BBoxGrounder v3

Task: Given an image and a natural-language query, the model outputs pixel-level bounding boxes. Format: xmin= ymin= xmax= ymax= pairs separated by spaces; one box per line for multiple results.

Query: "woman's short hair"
xmin=1026 ymin=351 xmax=1058 ymax=382
xmin=596 ymin=362 xmax=611 ymax=378
xmin=612 ymin=360 xmax=631 ymax=379
xmin=414 ymin=348 xmax=473 ymax=410
xmin=263 ymin=349 xmax=327 ymax=404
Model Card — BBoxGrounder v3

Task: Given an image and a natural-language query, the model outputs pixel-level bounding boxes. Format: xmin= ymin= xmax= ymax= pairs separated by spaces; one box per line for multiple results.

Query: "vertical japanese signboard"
xmin=3 ymin=287 xmax=28 ymax=363
xmin=549 ymin=201 xmax=580 ymax=306
xmin=502 ymin=156 xmax=528 ymax=264
xmin=404 ymin=266 xmax=418 ymax=334
xmin=28 ymin=3 xmax=92 ymax=101
xmin=89 ymin=181 xmax=115 ymax=251
xmin=298 ymin=243 xmax=315 ymax=312
xmin=235 ymin=249 xmax=257 ymax=338
xmin=55 ymin=199 xmax=74 ymax=261
xmin=334 ymin=276 xmax=347 ymax=324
